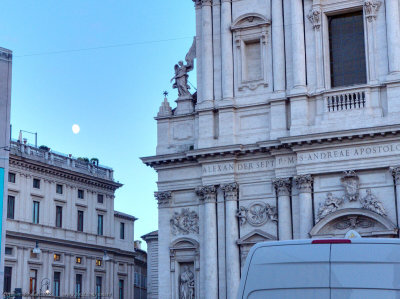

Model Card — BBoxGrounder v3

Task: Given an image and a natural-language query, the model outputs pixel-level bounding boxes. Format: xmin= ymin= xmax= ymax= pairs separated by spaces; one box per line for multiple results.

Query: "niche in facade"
xmin=231 ymin=13 xmax=270 ymax=91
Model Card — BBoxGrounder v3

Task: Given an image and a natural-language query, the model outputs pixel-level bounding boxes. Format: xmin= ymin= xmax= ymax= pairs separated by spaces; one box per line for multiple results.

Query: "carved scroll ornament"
xmin=171 ymin=209 xmax=199 ymax=235
xmin=236 ymin=202 xmax=277 ymax=227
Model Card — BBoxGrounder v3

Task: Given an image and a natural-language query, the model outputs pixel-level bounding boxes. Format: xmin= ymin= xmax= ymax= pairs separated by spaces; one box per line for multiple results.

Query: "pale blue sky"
xmin=0 ymin=1 xmax=196 ymax=247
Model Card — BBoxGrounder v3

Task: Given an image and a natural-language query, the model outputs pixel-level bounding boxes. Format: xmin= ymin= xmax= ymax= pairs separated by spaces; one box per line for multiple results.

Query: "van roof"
xmin=252 ymin=238 xmax=400 ymax=249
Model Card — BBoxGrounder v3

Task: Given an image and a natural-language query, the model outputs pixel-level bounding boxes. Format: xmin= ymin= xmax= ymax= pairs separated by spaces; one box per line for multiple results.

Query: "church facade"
xmin=142 ymin=0 xmax=400 ymax=298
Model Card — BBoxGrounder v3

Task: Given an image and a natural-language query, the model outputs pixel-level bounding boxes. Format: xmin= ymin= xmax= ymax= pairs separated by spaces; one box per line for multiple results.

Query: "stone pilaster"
xmin=196 ymin=185 xmax=218 ymax=299
xmin=291 ymin=0 xmax=306 ymax=92
xmin=221 ymin=183 xmax=240 ymax=299
xmin=364 ymin=0 xmax=381 ymax=83
xmin=391 ymin=167 xmax=400 ymax=226
xmin=273 ymin=178 xmax=292 ymax=240
xmin=221 ymin=0 xmax=233 ymax=101
xmin=385 ymin=0 xmax=400 ymax=76
xmin=295 ymin=175 xmax=313 ymax=239
xmin=154 ymin=191 xmax=172 ymax=207
xmin=272 ymin=0 xmax=285 ymax=93
xmin=308 ymin=7 xmax=324 ymax=91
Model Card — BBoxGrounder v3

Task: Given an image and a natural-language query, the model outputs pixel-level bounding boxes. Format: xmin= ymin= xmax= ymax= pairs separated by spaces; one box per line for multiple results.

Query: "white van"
xmin=237 ymin=238 xmax=400 ymax=299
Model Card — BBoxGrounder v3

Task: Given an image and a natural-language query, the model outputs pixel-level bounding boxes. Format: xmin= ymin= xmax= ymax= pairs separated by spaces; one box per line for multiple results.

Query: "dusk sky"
xmin=0 ymin=0 xmax=196 ymax=248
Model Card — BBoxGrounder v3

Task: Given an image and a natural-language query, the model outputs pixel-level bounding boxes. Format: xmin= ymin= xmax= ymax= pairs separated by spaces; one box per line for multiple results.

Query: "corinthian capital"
xmin=221 ymin=182 xmax=238 ymax=201
xmin=307 ymin=8 xmax=321 ymax=30
xmin=154 ymin=191 xmax=172 ymax=207
xmin=273 ymin=178 xmax=292 ymax=197
xmin=192 ymin=0 xmax=212 ymax=7
xmin=295 ymin=175 xmax=313 ymax=193
xmin=391 ymin=167 xmax=400 ymax=184
xmin=364 ymin=0 xmax=381 ymax=22
xmin=196 ymin=185 xmax=217 ymax=203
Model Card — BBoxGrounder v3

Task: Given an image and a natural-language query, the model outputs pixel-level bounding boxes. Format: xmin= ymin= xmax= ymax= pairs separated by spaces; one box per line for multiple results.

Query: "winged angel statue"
xmin=171 ymin=37 xmax=196 ymax=99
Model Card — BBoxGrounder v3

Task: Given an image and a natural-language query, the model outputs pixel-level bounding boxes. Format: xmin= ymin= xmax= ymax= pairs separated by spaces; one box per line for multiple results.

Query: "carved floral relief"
xmin=171 ymin=209 xmax=199 ymax=235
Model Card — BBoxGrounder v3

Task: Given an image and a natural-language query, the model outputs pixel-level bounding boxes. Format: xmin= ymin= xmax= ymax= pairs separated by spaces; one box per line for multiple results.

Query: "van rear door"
xmin=331 ymin=242 xmax=400 ymax=299
xmin=241 ymin=243 xmax=331 ymax=299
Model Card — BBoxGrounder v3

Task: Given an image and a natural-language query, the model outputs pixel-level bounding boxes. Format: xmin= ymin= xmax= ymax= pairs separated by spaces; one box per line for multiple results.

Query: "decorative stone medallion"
xmin=334 ymin=215 xmax=374 ymax=230
xmin=341 ymin=171 xmax=360 ymax=202
xmin=170 ymin=209 xmax=199 ymax=235
xmin=236 ymin=202 xmax=277 ymax=227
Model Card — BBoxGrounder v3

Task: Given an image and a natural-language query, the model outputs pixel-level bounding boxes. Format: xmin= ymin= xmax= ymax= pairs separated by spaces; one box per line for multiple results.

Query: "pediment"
xmin=236 ymin=229 xmax=277 ymax=245
xmin=310 ymin=208 xmax=398 ymax=238
xmin=171 ymin=237 xmax=199 ymax=250
xmin=231 ymin=13 xmax=270 ymax=31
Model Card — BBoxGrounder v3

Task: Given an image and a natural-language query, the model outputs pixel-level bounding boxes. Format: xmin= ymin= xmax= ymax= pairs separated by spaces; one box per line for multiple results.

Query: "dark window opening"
xmin=97 ymin=194 xmax=104 ymax=204
xmin=33 ymin=178 xmax=40 ymax=189
xmin=329 ymin=11 xmax=367 ymax=88
xmin=4 ymin=266 xmax=12 ymax=293
xmin=56 ymin=206 xmax=63 ymax=228
xmin=8 ymin=172 xmax=15 ymax=183
xmin=77 ymin=211 xmax=84 ymax=232
xmin=7 ymin=195 xmax=15 ymax=219
xmin=56 ymin=184 xmax=63 ymax=194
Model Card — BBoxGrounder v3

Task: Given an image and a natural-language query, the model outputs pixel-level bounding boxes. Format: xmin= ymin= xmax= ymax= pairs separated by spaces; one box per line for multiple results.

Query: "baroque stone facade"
xmin=142 ymin=0 xmax=400 ymax=298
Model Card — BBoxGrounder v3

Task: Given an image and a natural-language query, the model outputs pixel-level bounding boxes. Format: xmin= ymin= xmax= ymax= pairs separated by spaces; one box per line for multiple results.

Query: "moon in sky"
xmin=72 ymin=124 xmax=80 ymax=134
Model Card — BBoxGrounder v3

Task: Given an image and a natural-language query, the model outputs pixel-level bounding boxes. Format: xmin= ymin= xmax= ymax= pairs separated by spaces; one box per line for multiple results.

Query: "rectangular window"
xmin=119 ymin=280 xmax=124 ymax=299
xmin=5 ymin=247 xmax=12 ymax=255
xmin=134 ymin=272 xmax=140 ymax=286
xmin=33 ymin=178 xmax=40 ymax=189
xmin=97 ymin=194 xmax=104 ymax=204
xmin=7 ymin=195 xmax=15 ymax=219
xmin=56 ymin=206 xmax=63 ymax=228
xmin=29 ymin=269 xmax=37 ymax=294
xmin=76 ymin=274 xmax=82 ymax=298
xmin=53 ymin=254 xmax=61 ymax=262
xmin=78 ymin=189 xmax=84 ymax=199
xmin=8 ymin=172 xmax=15 ymax=183
xmin=56 ymin=184 xmax=63 ymax=194
xmin=32 ymin=201 xmax=40 ymax=224
xmin=96 ymin=276 xmax=102 ymax=299
xmin=76 ymin=256 xmax=82 ymax=264
xmin=96 ymin=259 xmax=102 ymax=267
xmin=120 ymin=222 xmax=125 ymax=240
xmin=329 ymin=11 xmax=366 ymax=88
xmin=77 ymin=211 xmax=84 ymax=232
xmin=4 ymin=266 xmax=12 ymax=293
xmin=54 ymin=272 xmax=61 ymax=296
xmin=97 ymin=215 xmax=103 ymax=236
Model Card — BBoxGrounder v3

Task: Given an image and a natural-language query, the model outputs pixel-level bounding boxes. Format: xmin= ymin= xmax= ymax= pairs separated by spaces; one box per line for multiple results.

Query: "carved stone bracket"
xmin=236 ymin=202 xmax=277 ymax=227
xmin=196 ymin=185 xmax=217 ymax=203
xmin=364 ymin=0 xmax=381 ymax=22
xmin=294 ymin=175 xmax=313 ymax=193
xmin=170 ymin=209 xmax=199 ymax=235
xmin=154 ymin=191 xmax=172 ymax=207
xmin=390 ymin=167 xmax=400 ymax=184
xmin=273 ymin=178 xmax=291 ymax=197
xmin=221 ymin=182 xmax=238 ymax=201
xmin=307 ymin=8 xmax=321 ymax=30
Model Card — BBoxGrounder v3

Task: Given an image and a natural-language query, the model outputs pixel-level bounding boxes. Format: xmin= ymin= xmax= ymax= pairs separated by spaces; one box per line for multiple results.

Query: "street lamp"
xmin=33 ymin=241 xmax=41 ymax=254
xmin=40 ymin=278 xmax=50 ymax=297
xmin=102 ymin=250 xmax=110 ymax=261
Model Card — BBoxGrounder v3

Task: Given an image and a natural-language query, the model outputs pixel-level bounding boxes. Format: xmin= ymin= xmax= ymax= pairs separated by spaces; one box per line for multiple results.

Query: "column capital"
xmin=364 ymin=0 xmax=382 ymax=22
xmin=196 ymin=185 xmax=217 ymax=203
xmin=391 ymin=167 xmax=400 ymax=184
xmin=221 ymin=182 xmax=238 ymax=201
xmin=295 ymin=175 xmax=313 ymax=193
xmin=273 ymin=178 xmax=292 ymax=197
xmin=192 ymin=0 xmax=212 ymax=7
xmin=307 ymin=8 xmax=321 ymax=30
xmin=154 ymin=191 xmax=172 ymax=207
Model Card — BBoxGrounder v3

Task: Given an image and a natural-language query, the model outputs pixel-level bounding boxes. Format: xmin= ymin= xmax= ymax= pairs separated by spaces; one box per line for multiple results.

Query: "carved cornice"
xmin=391 ymin=167 xmax=400 ymax=184
xmin=364 ymin=0 xmax=381 ymax=22
xmin=294 ymin=175 xmax=313 ymax=193
xmin=9 ymin=158 xmax=121 ymax=192
xmin=273 ymin=178 xmax=292 ymax=197
xmin=154 ymin=191 xmax=172 ymax=207
xmin=196 ymin=185 xmax=217 ymax=203
xmin=307 ymin=8 xmax=321 ymax=30
xmin=221 ymin=182 xmax=238 ymax=201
